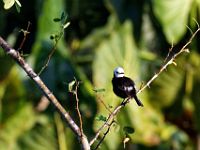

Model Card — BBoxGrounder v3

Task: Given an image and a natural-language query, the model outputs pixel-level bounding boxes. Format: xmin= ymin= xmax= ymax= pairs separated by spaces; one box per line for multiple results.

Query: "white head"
xmin=113 ymin=67 xmax=125 ymax=78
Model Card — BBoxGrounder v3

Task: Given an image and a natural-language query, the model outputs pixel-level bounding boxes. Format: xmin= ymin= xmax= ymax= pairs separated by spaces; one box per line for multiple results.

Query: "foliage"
xmin=3 ymin=0 xmax=21 ymax=12
xmin=0 ymin=0 xmax=200 ymax=149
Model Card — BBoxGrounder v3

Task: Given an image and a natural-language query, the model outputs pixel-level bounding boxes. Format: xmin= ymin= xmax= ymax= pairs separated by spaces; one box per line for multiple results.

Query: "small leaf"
xmin=60 ymin=11 xmax=67 ymax=24
xmin=15 ymin=3 xmax=21 ymax=13
xmin=68 ymin=80 xmax=76 ymax=93
xmin=184 ymin=48 xmax=190 ymax=53
xmin=95 ymin=115 xmax=107 ymax=122
xmin=172 ymin=61 xmax=177 ymax=66
xmin=15 ymin=0 xmax=21 ymax=7
xmin=3 ymin=0 xmax=15 ymax=9
xmin=53 ymin=18 xmax=61 ymax=22
xmin=49 ymin=34 xmax=55 ymax=40
xmin=123 ymin=137 xmax=130 ymax=149
xmin=93 ymin=88 xmax=106 ymax=93
xmin=123 ymin=126 xmax=135 ymax=134
xmin=63 ymin=22 xmax=70 ymax=29
xmin=108 ymin=105 xmax=113 ymax=109
xmin=153 ymin=0 xmax=193 ymax=43
xmin=60 ymin=11 xmax=66 ymax=21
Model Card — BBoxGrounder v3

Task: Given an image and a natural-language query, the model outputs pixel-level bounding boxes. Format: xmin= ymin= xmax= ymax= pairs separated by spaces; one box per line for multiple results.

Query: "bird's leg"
xmin=121 ymin=98 xmax=126 ymax=105
xmin=121 ymin=97 xmax=131 ymax=106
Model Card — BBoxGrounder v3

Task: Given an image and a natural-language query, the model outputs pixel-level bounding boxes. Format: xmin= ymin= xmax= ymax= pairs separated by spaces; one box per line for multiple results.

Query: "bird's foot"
xmin=121 ymin=98 xmax=131 ymax=106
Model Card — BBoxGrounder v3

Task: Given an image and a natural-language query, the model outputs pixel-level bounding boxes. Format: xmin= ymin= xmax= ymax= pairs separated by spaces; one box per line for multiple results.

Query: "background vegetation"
xmin=0 ymin=0 xmax=200 ymax=149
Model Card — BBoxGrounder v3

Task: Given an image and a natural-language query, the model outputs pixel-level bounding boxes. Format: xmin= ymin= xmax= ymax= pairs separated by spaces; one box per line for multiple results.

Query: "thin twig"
xmin=18 ymin=21 xmax=31 ymax=51
xmin=74 ymin=80 xmax=84 ymax=137
xmin=90 ymin=105 xmax=123 ymax=146
xmin=0 ymin=36 xmax=90 ymax=150
xmin=96 ymin=95 xmax=112 ymax=113
xmin=138 ymin=27 xmax=200 ymax=94
xmin=38 ymin=33 xmax=62 ymax=75
xmin=164 ymin=41 xmax=174 ymax=63
xmin=93 ymin=121 xmax=115 ymax=150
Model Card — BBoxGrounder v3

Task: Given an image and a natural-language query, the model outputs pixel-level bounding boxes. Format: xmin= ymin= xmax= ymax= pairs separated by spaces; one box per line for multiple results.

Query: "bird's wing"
xmin=119 ymin=77 xmax=136 ymax=92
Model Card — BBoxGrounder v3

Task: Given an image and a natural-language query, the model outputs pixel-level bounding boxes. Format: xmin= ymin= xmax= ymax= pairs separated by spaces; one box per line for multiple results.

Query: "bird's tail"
xmin=133 ymin=95 xmax=144 ymax=107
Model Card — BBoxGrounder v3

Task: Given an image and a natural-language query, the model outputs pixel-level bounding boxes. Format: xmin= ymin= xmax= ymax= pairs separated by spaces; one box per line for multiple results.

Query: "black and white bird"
xmin=112 ymin=67 xmax=143 ymax=107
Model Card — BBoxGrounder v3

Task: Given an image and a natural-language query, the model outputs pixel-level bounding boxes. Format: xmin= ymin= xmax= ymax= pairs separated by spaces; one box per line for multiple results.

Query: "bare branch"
xmin=38 ymin=36 xmax=60 ymax=75
xmin=74 ymin=80 xmax=84 ymax=136
xmin=90 ymin=105 xmax=123 ymax=146
xmin=18 ymin=21 xmax=31 ymax=52
xmin=93 ymin=121 xmax=115 ymax=150
xmin=0 ymin=36 xmax=90 ymax=150
xmin=138 ymin=27 xmax=200 ymax=94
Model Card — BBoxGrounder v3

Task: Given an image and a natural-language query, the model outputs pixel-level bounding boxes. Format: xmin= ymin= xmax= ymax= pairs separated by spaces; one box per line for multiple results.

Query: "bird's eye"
xmin=118 ymin=72 xmax=124 ymax=74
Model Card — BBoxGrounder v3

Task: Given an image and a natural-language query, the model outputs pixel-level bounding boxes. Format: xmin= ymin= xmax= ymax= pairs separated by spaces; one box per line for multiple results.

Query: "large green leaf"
xmin=29 ymin=0 xmax=68 ymax=67
xmin=149 ymin=56 xmax=185 ymax=107
xmin=92 ymin=16 xmax=179 ymax=148
xmin=0 ymin=104 xmax=38 ymax=149
xmin=153 ymin=0 xmax=193 ymax=43
xmin=190 ymin=52 xmax=200 ymax=132
xmin=92 ymin=18 xmax=140 ymax=149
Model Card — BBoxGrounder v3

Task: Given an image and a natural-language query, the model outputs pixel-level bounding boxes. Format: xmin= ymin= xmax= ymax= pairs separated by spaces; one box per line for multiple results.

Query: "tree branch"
xmin=0 ymin=36 xmax=90 ymax=150
xmin=90 ymin=27 xmax=200 ymax=147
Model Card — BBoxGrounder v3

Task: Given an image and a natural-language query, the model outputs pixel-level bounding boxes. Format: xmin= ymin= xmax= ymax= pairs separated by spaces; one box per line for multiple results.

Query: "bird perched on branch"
xmin=112 ymin=67 xmax=143 ymax=107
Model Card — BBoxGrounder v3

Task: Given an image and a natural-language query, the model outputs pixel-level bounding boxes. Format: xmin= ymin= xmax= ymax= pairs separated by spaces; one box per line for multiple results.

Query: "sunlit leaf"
xmin=123 ymin=137 xmax=130 ymax=149
xmin=149 ymin=56 xmax=185 ymax=107
xmin=93 ymin=88 xmax=106 ymax=93
xmin=15 ymin=0 xmax=21 ymax=7
xmin=3 ymin=0 xmax=15 ymax=9
xmin=63 ymin=22 xmax=70 ymax=29
xmin=68 ymin=80 xmax=76 ymax=93
xmin=153 ymin=0 xmax=193 ymax=43
xmin=0 ymin=104 xmax=38 ymax=149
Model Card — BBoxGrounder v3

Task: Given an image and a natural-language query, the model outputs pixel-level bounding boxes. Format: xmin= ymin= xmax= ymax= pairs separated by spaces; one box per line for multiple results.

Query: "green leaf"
xmin=95 ymin=115 xmax=107 ymax=122
xmin=93 ymin=18 xmax=142 ymax=112
xmin=93 ymin=88 xmax=106 ymax=93
xmin=91 ymin=15 xmax=179 ymax=148
xmin=3 ymin=0 xmax=15 ymax=9
xmin=123 ymin=126 xmax=135 ymax=134
xmin=30 ymin=0 xmax=69 ymax=66
xmin=0 ymin=104 xmax=38 ymax=149
xmin=49 ymin=34 xmax=55 ymax=40
xmin=63 ymin=22 xmax=70 ymax=29
xmin=92 ymin=18 xmax=142 ymax=149
xmin=15 ymin=0 xmax=21 ymax=7
xmin=68 ymin=80 xmax=76 ymax=93
xmin=149 ymin=57 xmax=185 ymax=107
xmin=153 ymin=0 xmax=193 ymax=43
xmin=60 ymin=11 xmax=67 ymax=24
xmin=15 ymin=2 xmax=21 ymax=13
xmin=53 ymin=18 xmax=61 ymax=22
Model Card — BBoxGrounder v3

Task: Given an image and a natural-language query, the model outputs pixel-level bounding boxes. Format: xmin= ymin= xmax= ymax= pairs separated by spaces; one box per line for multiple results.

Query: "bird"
xmin=112 ymin=67 xmax=143 ymax=107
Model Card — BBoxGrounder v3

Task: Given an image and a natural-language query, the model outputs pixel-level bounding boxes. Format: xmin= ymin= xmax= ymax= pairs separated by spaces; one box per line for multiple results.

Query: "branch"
xmin=93 ymin=121 xmax=115 ymax=150
xmin=18 ymin=21 xmax=31 ymax=51
xmin=90 ymin=105 xmax=123 ymax=146
xmin=74 ymin=80 xmax=84 ymax=136
xmin=138 ymin=27 xmax=200 ymax=94
xmin=0 ymin=36 xmax=90 ymax=150
xmin=90 ymin=27 xmax=200 ymax=147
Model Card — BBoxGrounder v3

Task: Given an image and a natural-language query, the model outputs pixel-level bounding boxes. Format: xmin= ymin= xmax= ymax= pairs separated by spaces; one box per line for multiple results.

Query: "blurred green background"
xmin=0 ymin=0 xmax=200 ymax=149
